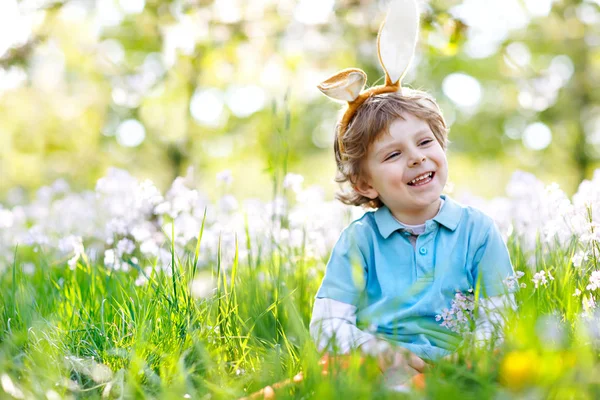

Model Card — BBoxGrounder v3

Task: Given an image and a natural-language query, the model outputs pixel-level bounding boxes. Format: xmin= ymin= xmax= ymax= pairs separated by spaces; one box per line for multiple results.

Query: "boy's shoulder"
xmin=343 ymin=208 xmax=380 ymax=236
xmin=446 ymin=196 xmax=500 ymax=240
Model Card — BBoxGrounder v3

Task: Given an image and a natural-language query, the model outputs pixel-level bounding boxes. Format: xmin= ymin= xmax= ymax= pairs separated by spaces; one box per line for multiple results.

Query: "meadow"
xmin=1 ymin=167 xmax=600 ymax=399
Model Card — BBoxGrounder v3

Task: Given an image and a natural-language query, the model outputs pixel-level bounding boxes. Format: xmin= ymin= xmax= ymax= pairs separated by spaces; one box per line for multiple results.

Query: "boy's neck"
xmin=389 ymin=198 xmax=443 ymax=226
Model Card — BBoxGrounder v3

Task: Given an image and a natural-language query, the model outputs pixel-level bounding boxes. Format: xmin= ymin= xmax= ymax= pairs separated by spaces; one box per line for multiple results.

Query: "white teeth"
xmin=409 ymin=172 xmax=433 ymax=185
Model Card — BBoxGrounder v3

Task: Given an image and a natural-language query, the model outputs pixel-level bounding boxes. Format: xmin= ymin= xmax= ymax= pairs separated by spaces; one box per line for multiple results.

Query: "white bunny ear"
xmin=317 ymin=68 xmax=367 ymax=102
xmin=377 ymin=0 xmax=420 ymax=85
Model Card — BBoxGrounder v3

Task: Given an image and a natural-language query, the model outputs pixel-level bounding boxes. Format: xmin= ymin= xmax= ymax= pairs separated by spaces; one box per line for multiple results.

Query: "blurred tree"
xmin=0 ymin=0 xmax=598 ymax=200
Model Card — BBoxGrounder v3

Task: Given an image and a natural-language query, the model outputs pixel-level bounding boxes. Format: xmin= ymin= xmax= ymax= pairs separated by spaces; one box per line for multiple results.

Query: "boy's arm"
xmin=309 ymin=297 xmax=376 ymax=353
xmin=310 ymin=297 xmax=427 ymax=373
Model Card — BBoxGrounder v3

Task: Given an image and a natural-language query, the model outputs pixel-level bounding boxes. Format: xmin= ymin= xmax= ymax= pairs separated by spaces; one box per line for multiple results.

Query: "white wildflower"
xmin=106 ymin=218 xmax=128 ymax=237
xmin=59 ymin=236 xmax=85 ymax=270
xmin=136 ymin=179 xmax=163 ymax=209
xmin=131 ymin=224 xmax=152 ymax=242
xmin=532 ymin=270 xmax=554 ymax=289
xmin=0 ymin=208 xmax=14 ymax=229
xmin=218 ymin=195 xmax=238 ymax=213
xmin=117 ymin=238 xmax=135 ymax=256
xmin=583 ymin=295 xmax=597 ymax=316
xmin=436 ymin=289 xmax=475 ymax=334
xmin=104 ymin=249 xmax=115 ymax=267
xmin=190 ymin=272 xmax=216 ymax=299
xmin=586 ymin=271 xmax=600 ymax=291
xmin=580 ymin=227 xmax=600 ymax=246
xmin=283 ymin=173 xmax=304 ymax=193
xmin=574 ymin=288 xmax=582 ymax=297
xmin=134 ymin=267 xmax=152 ymax=286
xmin=58 ymin=235 xmax=84 ymax=255
xmin=154 ymin=202 xmax=170 ymax=215
xmin=503 ymin=270 xmax=525 ymax=290
xmin=140 ymin=239 xmax=159 ymax=256
xmin=216 ymin=169 xmax=233 ymax=186
xmin=22 ymin=262 xmax=35 ymax=275
xmin=572 ymin=250 xmax=588 ymax=268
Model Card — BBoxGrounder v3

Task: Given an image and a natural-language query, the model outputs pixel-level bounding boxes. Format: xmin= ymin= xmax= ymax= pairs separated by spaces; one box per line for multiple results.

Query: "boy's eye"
xmin=385 ymin=152 xmax=400 ymax=161
xmin=421 ymin=139 xmax=433 ymax=145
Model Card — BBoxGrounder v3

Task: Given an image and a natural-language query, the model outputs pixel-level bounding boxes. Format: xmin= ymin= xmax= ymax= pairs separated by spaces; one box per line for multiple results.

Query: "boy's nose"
xmin=409 ymin=154 xmax=426 ymax=167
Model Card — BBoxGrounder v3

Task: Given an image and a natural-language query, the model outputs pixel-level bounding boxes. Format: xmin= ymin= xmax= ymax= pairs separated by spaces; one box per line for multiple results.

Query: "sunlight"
xmin=451 ymin=0 xmax=529 ymax=58
xmin=524 ymin=0 xmax=554 ymax=17
xmin=522 ymin=122 xmax=552 ymax=151
xmin=0 ymin=0 xmax=34 ymax=59
xmin=226 ymin=85 xmax=266 ymax=118
xmin=116 ymin=119 xmax=146 ymax=147
xmin=442 ymin=73 xmax=482 ymax=109
xmin=190 ymin=88 xmax=226 ymax=127
xmin=0 ymin=67 xmax=27 ymax=96
xmin=294 ymin=0 xmax=334 ymax=25
xmin=119 ymin=0 xmax=145 ymax=15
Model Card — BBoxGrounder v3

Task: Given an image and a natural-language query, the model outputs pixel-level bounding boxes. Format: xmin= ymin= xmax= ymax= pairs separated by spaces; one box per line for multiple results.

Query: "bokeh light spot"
xmin=119 ymin=0 xmax=145 ymax=15
xmin=294 ymin=0 xmax=334 ymax=25
xmin=442 ymin=73 xmax=482 ymax=109
xmin=226 ymin=85 xmax=266 ymax=118
xmin=116 ymin=119 xmax=146 ymax=147
xmin=190 ymin=88 xmax=226 ymax=127
xmin=522 ymin=122 xmax=552 ymax=151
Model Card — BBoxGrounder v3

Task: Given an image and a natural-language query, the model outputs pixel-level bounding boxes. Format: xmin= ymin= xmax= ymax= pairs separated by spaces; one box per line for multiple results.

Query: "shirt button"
xmin=419 ymin=247 xmax=427 ymax=255
xmin=403 ymin=231 xmax=411 ymax=236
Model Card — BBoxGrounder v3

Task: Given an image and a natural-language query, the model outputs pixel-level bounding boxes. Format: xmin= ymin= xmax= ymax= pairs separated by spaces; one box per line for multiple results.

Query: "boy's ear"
xmin=353 ymin=176 xmax=379 ymax=200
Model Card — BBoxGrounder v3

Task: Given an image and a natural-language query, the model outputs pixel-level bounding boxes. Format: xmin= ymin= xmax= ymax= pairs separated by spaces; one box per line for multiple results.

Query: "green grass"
xmin=1 ymin=222 xmax=600 ymax=399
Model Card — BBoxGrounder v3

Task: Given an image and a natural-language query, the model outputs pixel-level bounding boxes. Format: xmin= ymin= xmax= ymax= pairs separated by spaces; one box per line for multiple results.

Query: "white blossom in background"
xmin=532 ymin=270 xmax=554 ymax=289
xmin=587 ymin=271 xmax=600 ymax=291
xmin=22 ymin=262 xmax=35 ymax=275
xmin=283 ymin=172 xmax=304 ymax=193
xmin=503 ymin=270 xmax=525 ymax=290
xmin=572 ymin=250 xmax=589 ymax=268
xmin=573 ymin=169 xmax=600 ymax=221
xmin=190 ymin=272 xmax=216 ymax=299
xmin=216 ymin=169 xmax=233 ymax=186
xmin=583 ymin=295 xmax=597 ymax=317
xmin=58 ymin=235 xmax=85 ymax=269
xmin=1 ymin=167 xmax=600 ymax=286
xmin=117 ymin=238 xmax=135 ymax=256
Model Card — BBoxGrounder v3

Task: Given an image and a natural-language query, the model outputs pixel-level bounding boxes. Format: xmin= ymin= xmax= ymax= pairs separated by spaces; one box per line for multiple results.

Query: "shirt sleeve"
xmin=309 ymin=298 xmax=376 ymax=353
xmin=315 ymin=224 xmax=368 ymax=306
xmin=472 ymin=220 xmax=516 ymax=298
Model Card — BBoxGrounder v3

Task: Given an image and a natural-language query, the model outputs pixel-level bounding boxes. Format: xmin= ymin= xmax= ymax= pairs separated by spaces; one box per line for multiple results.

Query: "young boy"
xmin=310 ymin=0 xmax=517 ymax=382
xmin=309 ymin=89 xmax=517 ymax=377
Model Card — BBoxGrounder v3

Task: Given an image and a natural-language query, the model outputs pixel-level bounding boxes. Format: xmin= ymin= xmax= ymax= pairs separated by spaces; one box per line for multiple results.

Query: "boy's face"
xmin=354 ymin=113 xmax=448 ymax=222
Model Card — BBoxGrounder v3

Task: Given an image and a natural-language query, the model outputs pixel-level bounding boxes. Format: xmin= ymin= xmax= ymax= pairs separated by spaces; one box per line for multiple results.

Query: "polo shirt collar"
xmin=374 ymin=194 xmax=462 ymax=239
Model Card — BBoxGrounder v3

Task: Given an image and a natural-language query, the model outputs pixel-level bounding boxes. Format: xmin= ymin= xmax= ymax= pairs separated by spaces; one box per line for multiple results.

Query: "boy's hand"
xmin=360 ymin=338 xmax=426 ymax=373
xmin=378 ymin=346 xmax=426 ymax=373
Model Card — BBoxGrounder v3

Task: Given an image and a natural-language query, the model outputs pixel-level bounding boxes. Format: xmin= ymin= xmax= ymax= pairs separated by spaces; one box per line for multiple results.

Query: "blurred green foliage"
xmin=1 ymin=0 xmax=599 ymax=202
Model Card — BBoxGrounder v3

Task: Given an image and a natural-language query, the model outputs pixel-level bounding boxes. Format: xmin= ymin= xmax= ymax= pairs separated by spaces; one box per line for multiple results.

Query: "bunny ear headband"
xmin=317 ymin=0 xmax=420 ymax=156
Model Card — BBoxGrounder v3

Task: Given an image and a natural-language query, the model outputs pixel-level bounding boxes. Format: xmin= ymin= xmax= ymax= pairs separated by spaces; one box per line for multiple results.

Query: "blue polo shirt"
xmin=315 ymin=194 xmax=516 ymax=361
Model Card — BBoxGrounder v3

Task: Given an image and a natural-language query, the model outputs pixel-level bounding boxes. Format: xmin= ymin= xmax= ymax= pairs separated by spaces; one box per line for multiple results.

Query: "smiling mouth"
xmin=407 ymin=172 xmax=435 ymax=186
